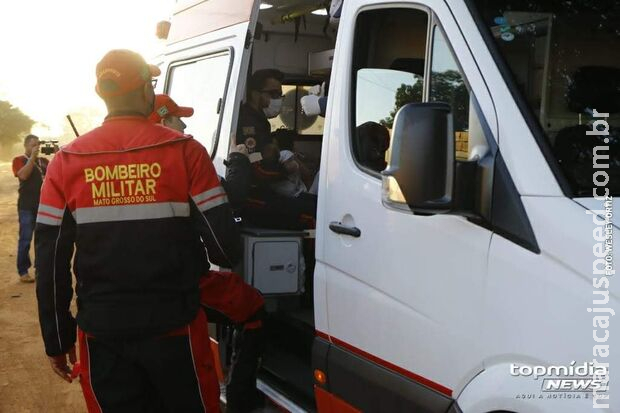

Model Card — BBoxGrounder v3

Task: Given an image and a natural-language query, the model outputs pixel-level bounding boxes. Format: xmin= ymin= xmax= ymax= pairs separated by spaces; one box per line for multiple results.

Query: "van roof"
xmin=168 ymin=0 xmax=254 ymax=44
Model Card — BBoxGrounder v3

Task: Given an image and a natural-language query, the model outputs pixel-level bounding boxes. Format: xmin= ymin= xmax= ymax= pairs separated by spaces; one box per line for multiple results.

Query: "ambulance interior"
xmin=228 ymin=2 xmax=444 ymax=407
xmin=227 ymin=2 xmax=337 ymax=407
xmin=250 ymin=2 xmax=336 ymax=162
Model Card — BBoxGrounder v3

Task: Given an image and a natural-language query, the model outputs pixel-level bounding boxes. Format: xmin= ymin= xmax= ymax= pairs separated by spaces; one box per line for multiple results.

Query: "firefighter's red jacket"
xmin=35 ymin=115 xmax=241 ymax=357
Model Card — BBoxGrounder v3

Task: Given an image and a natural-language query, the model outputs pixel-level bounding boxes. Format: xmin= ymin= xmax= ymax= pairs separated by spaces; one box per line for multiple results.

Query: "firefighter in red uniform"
xmin=35 ymin=49 xmax=239 ymax=413
xmin=150 ymin=94 xmax=267 ymax=413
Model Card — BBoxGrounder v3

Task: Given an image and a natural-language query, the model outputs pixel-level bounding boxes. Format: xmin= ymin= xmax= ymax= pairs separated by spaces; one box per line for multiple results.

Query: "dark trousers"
xmin=244 ymin=190 xmax=317 ymax=230
xmin=17 ymin=209 xmax=36 ymax=276
xmin=78 ymin=311 xmax=220 ymax=413
xmin=199 ymin=272 xmax=265 ymax=413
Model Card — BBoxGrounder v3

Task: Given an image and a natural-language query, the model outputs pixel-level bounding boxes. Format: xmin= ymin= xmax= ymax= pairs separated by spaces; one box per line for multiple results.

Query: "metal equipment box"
xmin=237 ymin=227 xmax=307 ymax=296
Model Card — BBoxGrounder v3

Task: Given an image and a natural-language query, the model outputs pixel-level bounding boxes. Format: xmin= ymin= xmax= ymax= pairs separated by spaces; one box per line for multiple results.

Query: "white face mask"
xmin=263 ymin=98 xmax=282 ymax=118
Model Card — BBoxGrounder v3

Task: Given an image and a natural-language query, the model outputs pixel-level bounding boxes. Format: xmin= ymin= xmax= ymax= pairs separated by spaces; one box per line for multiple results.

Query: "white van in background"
xmin=156 ymin=0 xmax=619 ymax=411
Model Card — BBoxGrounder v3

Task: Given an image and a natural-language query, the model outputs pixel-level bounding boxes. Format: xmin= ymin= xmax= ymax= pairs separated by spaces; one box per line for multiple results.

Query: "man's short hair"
xmin=24 ymin=134 xmax=39 ymax=145
xmin=248 ymin=69 xmax=284 ymax=92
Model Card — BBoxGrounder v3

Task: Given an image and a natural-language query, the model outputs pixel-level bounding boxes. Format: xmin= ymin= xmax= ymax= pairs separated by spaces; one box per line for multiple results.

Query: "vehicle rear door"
xmin=160 ymin=0 xmax=260 ymax=175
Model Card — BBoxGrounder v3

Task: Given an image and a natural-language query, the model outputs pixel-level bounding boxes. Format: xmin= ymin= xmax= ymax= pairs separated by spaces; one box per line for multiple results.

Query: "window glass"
xmin=167 ymin=52 xmax=231 ymax=154
xmin=429 ymin=26 xmax=487 ymax=161
xmin=269 ymin=84 xmax=325 ymax=135
xmin=356 ymin=69 xmax=422 ymax=128
xmin=352 ymin=8 xmax=429 ymax=173
xmin=470 ymin=1 xmax=620 ymax=195
xmin=352 ymin=8 xmax=488 ymax=174
xmin=430 ymin=27 xmax=469 ymax=134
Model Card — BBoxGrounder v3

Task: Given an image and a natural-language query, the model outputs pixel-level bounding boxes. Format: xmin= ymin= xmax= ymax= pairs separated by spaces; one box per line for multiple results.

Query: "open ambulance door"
xmin=159 ymin=0 xmax=261 ymax=176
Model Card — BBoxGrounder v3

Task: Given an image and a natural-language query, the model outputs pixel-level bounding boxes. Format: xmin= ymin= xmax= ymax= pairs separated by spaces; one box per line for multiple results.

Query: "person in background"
xmin=148 ymin=93 xmax=194 ymax=131
xmin=12 ymin=134 xmax=49 ymax=283
xmin=300 ymin=81 xmax=328 ymax=118
xmin=270 ymin=150 xmax=308 ymax=198
xmin=356 ymin=121 xmax=391 ymax=172
xmin=237 ymin=69 xmax=284 ymax=152
xmin=149 ymin=93 xmax=252 ymax=209
xmin=150 ymin=94 xmax=267 ymax=413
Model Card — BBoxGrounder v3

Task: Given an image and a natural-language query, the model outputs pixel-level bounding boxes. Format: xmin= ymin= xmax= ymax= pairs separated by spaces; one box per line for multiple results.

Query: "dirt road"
xmin=0 ymin=162 xmax=86 ymax=413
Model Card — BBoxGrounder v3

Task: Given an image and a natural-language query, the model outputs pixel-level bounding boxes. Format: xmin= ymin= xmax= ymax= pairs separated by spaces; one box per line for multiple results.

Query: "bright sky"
xmin=0 ymin=0 xmax=176 ymax=138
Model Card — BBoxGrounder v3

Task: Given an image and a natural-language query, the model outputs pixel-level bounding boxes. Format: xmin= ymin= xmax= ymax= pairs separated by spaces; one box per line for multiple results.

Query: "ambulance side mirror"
xmin=382 ymin=102 xmax=454 ymax=214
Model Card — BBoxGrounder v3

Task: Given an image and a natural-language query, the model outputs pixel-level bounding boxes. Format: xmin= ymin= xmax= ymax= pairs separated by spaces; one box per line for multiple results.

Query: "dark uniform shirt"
xmin=236 ymin=102 xmax=272 ymax=152
xmin=12 ymin=155 xmax=49 ymax=212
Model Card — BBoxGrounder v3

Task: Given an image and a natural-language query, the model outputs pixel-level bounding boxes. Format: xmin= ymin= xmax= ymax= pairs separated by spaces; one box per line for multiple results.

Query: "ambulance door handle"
xmin=329 ymin=222 xmax=361 ymax=238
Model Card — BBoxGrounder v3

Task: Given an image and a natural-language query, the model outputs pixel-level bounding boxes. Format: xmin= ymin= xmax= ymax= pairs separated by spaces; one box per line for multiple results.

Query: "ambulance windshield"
xmin=471 ymin=0 xmax=620 ymax=196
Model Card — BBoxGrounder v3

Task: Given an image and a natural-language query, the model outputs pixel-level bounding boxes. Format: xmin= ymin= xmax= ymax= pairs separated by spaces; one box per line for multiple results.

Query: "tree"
xmin=0 ymin=100 xmax=34 ymax=157
xmin=380 ymin=70 xmax=469 ymax=131
xmin=429 ymin=70 xmax=469 ymax=131
xmin=380 ymin=80 xmax=423 ymax=129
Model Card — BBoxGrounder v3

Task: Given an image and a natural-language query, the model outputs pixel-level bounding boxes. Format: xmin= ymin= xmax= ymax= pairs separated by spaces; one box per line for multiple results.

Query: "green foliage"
xmin=429 ymin=70 xmax=470 ymax=131
xmin=380 ymin=70 xmax=469 ymax=130
xmin=380 ymin=80 xmax=423 ymax=129
xmin=0 ymin=100 xmax=34 ymax=147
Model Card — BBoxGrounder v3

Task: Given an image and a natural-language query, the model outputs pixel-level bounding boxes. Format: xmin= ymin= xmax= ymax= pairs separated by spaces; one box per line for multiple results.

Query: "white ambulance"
xmin=156 ymin=0 xmax=619 ymax=411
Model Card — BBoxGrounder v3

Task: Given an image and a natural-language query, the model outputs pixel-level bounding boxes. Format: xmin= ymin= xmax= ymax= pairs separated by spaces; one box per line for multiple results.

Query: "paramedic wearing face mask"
xmin=237 ymin=69 xmax=284 ymax=152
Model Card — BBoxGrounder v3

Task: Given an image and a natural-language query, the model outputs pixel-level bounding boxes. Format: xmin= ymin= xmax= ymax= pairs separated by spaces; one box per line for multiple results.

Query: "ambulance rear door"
xmin=160 ymin=0 xmax=260 ymax=175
